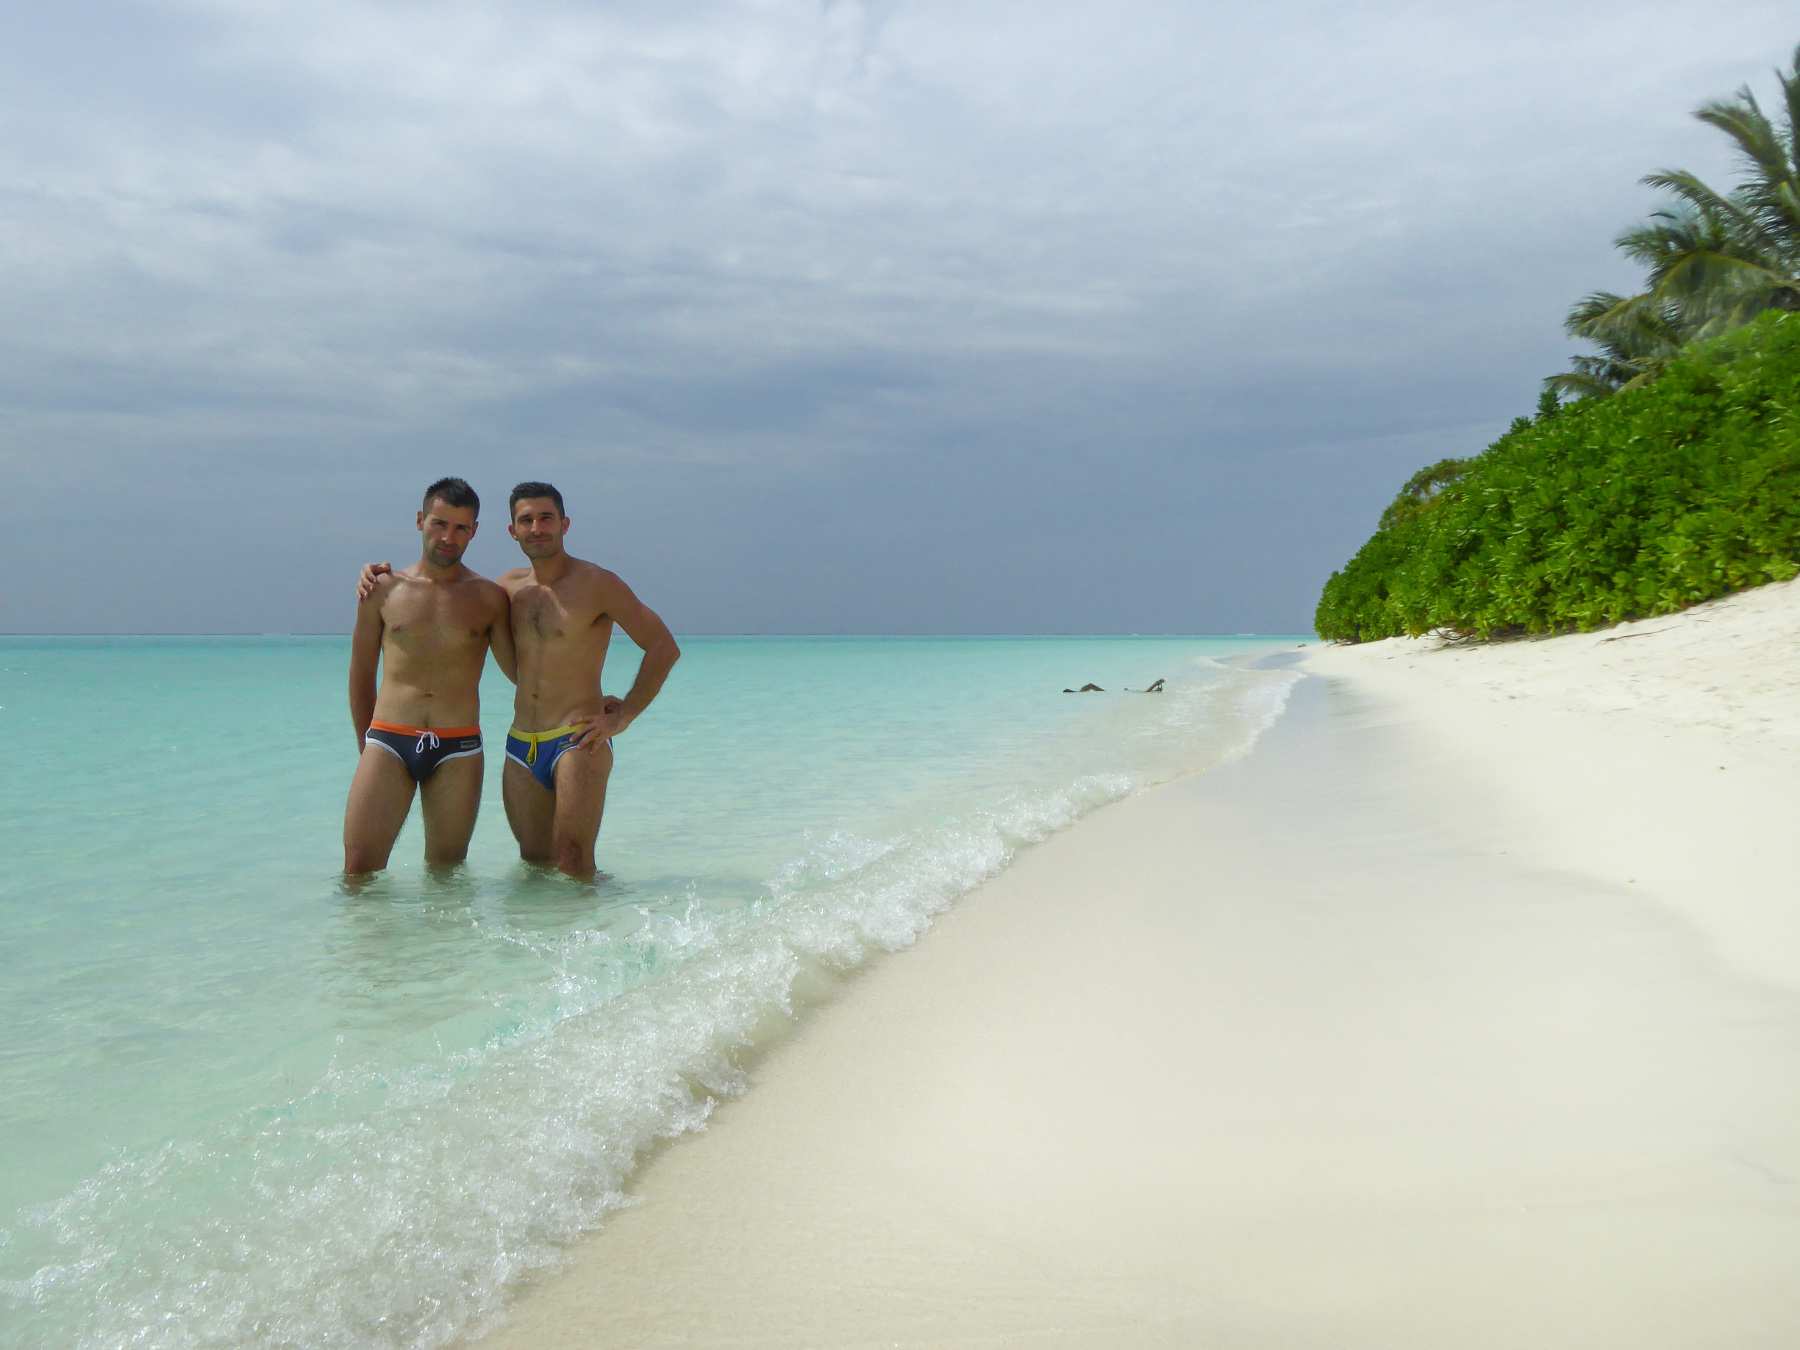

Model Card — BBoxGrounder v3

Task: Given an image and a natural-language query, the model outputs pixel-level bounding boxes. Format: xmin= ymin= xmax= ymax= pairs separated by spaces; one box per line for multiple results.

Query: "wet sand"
xmin=475 ymin=581 xmax=1800 ymax=1348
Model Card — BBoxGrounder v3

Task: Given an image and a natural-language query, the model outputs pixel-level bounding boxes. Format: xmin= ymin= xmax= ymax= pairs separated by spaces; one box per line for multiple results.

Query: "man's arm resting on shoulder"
xmin=488 ymin=584 xmax=518 ymax=683
xmin=348 ymin=589 xmax=384 ymax=751
xmin=603 ymin=574 xmax=680 ymax=735
xmin=356 ymin=561 xmax=392 ymax=603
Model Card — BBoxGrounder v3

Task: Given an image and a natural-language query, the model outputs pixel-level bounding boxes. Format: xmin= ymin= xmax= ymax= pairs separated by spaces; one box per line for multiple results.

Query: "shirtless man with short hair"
xmin=344 ymin=477 xmax=515 ymax=874
xmin=360 ymin=480 xmax=679 ymax=879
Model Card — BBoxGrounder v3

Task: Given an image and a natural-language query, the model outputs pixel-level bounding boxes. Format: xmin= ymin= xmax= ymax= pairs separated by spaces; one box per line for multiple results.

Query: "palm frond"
xmin=1776 ymin=178 xmax=1800 ymax=243
xmin=1562 ymin=290 xmax=1635 ymax=335
xmin=1564 ymin=47 xmax=1800 ymax=399
xmin=1543 ymin=369 xmax=1622 ymax=401
xmin=1564 ymin=290 xmax=1682 ymax=354
xmin=1640 ymin=169 xmax=1776 ymax=253
xmin=1641 ymin=168 xmax=1738 ymax=219
xmin=1694 ymin=93 xmax=1788 ymax=184
xmin=1782 ymin=44 xmax=1800 ymax=187
xmin=1656 ymin=247 xmax=1791 ymax=300
xmin=1614 ymin=207 xmax=1723 ymax=279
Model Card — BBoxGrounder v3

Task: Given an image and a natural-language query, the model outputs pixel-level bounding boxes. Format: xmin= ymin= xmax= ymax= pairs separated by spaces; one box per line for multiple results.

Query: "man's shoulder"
xmin=496 ymin=566 xmax=533 ymax=592
xmin=361 ymin=569 xmax=403 ymax=607
xmin=568 ymin=556 xmax=623 ymax=590
xmin=464 ymin=573 xmax=510 ymax=605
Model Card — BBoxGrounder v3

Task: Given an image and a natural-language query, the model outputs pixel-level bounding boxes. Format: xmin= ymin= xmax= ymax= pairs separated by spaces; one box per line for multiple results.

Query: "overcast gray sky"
xmin=2 ymin=1 xmax=1793 ymax=633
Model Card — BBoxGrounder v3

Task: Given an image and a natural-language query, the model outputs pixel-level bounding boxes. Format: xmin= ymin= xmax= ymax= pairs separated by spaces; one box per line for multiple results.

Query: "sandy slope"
xmin=1311 ymin=576 xmax=1800 ymax=755
xmin=473 ymin=582 xmax=1800 ymax=1349
xmin=1305 ymin=576 xmax=1800 ymax=990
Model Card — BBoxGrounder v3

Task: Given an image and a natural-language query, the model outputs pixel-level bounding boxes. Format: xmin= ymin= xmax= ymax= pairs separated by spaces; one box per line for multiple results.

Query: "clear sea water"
xmin=0 ymin=634 xmax=1301 ymax=1348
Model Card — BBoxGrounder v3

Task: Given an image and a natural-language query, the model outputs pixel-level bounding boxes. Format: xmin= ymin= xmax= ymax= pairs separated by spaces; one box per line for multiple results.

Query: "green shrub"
xmin=1315 ymin=311 xmax=1800 ymax=641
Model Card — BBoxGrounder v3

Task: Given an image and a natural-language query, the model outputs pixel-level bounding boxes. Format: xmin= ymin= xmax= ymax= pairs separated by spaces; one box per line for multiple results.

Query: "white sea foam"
xmin=8 ymin=785 xmax=1151 ymax=1348
xmin=0 ymin=635 xmax=1306 ymax=1349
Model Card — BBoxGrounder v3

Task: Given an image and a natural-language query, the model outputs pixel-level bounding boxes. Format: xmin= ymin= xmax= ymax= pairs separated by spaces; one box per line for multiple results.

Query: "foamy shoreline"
xmin=472 ymin=583 xmax=1800 ymax=1349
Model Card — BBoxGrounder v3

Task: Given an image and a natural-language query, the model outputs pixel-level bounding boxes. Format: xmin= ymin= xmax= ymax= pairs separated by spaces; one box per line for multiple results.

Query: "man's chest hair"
xmin=515 ymin=577 xmax=607 ymax=634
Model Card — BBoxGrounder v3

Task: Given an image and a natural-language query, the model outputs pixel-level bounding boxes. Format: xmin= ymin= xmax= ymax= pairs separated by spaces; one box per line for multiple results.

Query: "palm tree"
xmin=1545 ymin=290 xmax=1686 ymax=399
xmin=1550 ymin=44 xmax=1800 ymax=396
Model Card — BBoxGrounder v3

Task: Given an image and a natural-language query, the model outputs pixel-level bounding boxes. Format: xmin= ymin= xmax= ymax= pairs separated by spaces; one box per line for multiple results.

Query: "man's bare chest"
xmin=511 ymin=584 xmax=606 ymax=644
xmin=383 ymin=587 xmax=488 ymax=652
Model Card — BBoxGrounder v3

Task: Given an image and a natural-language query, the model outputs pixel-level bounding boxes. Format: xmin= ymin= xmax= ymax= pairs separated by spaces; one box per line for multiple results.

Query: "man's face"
xmin=508 ymin=498 xmax=568 ymax=559
xmin=417 ymin=499 xmax=478 ymax=568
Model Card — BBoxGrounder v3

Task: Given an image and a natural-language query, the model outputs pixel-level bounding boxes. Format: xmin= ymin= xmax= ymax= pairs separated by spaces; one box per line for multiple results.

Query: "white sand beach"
xmin=476 ymin=579 xmax=1800 ymax=1349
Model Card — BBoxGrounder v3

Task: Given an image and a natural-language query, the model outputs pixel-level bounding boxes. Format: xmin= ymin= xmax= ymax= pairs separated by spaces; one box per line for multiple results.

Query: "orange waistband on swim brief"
xmin=368 ymin=719 xmax=483 ymax=738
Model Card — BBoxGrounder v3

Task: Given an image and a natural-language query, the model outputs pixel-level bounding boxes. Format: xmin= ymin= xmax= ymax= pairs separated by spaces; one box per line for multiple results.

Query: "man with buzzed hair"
xmin=359 ymin=480 xmax=679 ymax=879
xmin=344 ymin=477 xmax=515 ymax=874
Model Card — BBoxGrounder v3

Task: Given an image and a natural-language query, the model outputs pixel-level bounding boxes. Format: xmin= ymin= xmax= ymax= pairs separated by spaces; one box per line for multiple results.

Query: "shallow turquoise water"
xmin=0 ymin=634 xmax=1301 ymax=1348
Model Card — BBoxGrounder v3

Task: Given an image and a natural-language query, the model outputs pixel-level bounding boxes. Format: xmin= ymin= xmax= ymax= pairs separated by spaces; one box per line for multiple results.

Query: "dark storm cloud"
xmin=1 ymin=0 xmax=1795 ymax=632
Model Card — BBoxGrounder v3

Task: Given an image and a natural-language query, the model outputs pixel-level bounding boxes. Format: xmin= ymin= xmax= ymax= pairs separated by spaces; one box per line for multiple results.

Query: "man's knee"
xmin=551 ymin=835 xmax=595 ymax=877
xmin=344 ymin=845 xmax=389 ymax=874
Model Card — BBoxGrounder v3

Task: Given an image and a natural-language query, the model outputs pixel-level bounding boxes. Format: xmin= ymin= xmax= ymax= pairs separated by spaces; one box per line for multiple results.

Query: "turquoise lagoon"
xmin=0 ymin=635 xmax=1301 ymax=1348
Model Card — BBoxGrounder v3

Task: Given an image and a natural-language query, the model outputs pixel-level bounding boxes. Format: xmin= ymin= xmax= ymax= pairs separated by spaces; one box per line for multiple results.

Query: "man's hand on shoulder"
xmin=356 ymin=561 xmax=394 ymax=603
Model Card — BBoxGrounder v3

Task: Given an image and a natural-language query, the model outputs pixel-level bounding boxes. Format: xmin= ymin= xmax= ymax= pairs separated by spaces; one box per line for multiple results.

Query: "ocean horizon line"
xmin=0 ymin=630 xmax=1316 ymax=641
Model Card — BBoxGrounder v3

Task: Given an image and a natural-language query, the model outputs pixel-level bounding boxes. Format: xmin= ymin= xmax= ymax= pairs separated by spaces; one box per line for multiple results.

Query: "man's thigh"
xmin=552 ymin=740 xmax=614 ymax=852
xmin=343 ymin=745 xmax=417 ymax=869
xmin=418 ymin=752 xmax=484 ymax=862
xmin=502 ymin=756 xmax=555 ymax=860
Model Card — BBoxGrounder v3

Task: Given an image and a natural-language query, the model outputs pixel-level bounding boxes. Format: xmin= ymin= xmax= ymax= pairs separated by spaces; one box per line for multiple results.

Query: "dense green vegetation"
xmin=1316 ymin=45 xmax=1800 ymax=642
xmin=1315 ymin=312 xmax=1800 ymax=642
